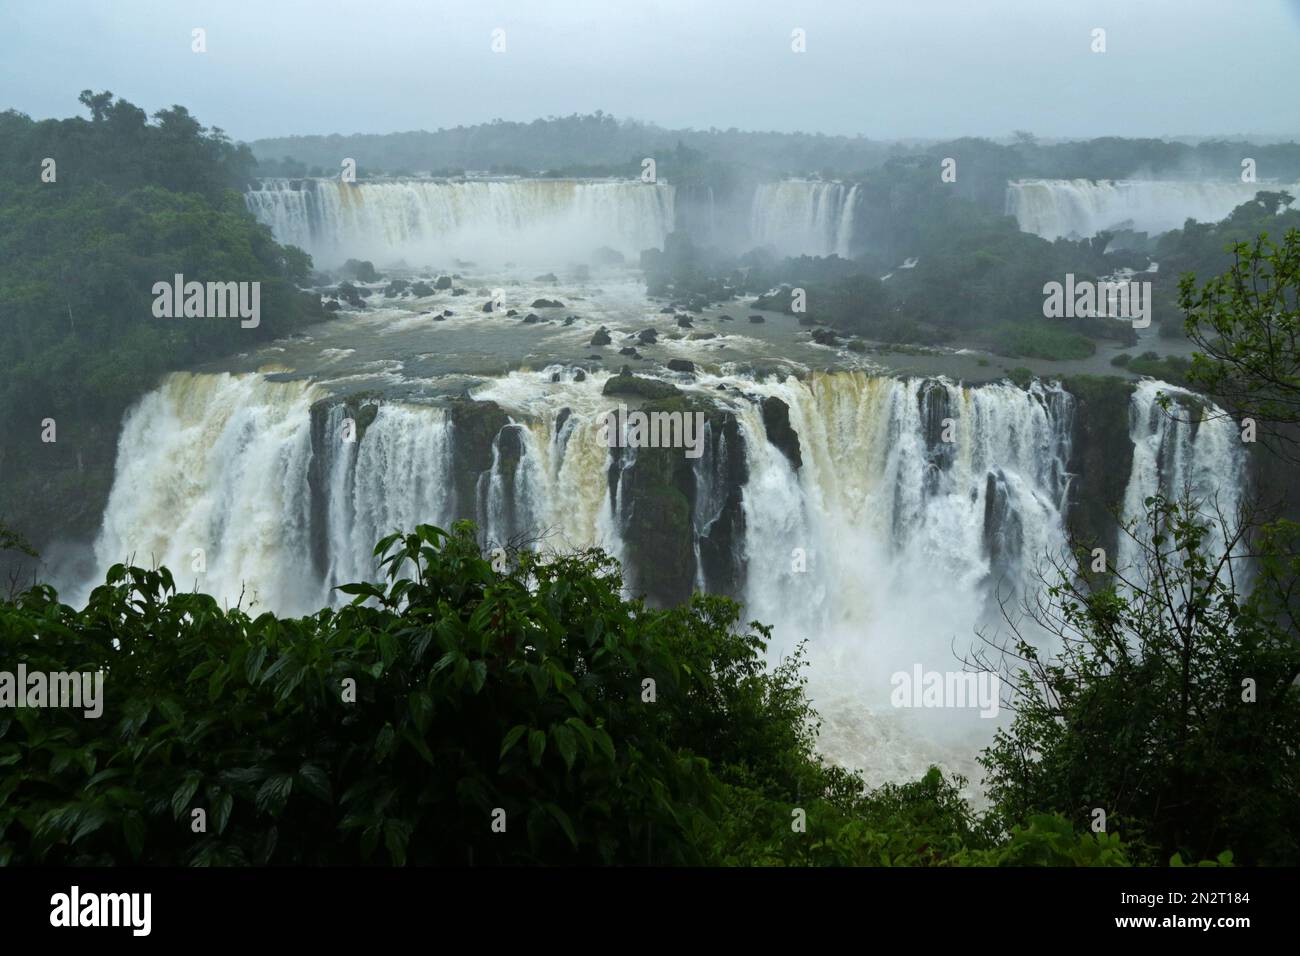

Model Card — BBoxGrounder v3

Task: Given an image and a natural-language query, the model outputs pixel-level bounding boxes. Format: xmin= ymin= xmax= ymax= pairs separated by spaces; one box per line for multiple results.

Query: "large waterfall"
xmin=1119 ymin=379 xmax=1246 ymax=574
xmin=245 ymin=178 xmax=676 ymax=267
xmin=1006 ymin=179 xmax=1297 ymax=239
xmin=749 ymin=180 xmax=860 ymax=257
xmin=81 ymin=366 xmax=1251 ymax=785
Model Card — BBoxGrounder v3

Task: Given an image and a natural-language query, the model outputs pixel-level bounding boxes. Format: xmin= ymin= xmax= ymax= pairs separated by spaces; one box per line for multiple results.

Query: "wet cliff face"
xmin=609 ymin=397 xmax=750 ymax=606
xmin=1061 ymin=376 xmax=1135 ymax=560
xmin=447 ymin=399 xmax=510 ymax=522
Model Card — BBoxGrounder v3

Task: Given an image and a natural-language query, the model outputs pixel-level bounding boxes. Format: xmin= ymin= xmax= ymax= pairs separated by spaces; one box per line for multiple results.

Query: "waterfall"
xmin=79 ymin=368 xmax=1248 ymax=786
xmin=1006 ymin=179 xmax=1299 ymax=240
xmin=88 ymin=372 xmax=324 ymax=614
xmin=1119 ymin=379 xmax=1247 ymax=574
xmin=320 ymin=404 xmax=456 ymax=591
xmin=244 ymin=177 xmax=675 ymax=267
xmin=749 ymin=181 xmax=859 ymax=257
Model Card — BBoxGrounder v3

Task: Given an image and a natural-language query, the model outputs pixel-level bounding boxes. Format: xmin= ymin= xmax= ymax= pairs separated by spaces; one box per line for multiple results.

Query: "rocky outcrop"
xmin=610 ymin=397 xmax=748 ymax=606
xmin=447 ymin=399 xmax=510 ymax=523
xmin=760 ymin=396 xmax=801 ymax=471
xmin=1061 ymin=375 xmax=1135 ymax=560
xmin=603 ymin=371 xmax=680 ymax=399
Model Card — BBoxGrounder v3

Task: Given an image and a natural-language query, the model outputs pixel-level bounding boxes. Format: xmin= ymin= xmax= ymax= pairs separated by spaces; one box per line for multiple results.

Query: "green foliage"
xmin=1124 ymin=351 xmax=1192 ymax=385
xmin=0 ymin=94 xmax=325 ymax=547
xmin=1180 ymin=226 xmax=1300 ymax=456
xmin=980 ymin=496 xmax=1300 ymax=865
xmin=989 ymin=322 xmax=1096 ymax=361
xmin=0 ymin=521 xmax=1176 ymax=867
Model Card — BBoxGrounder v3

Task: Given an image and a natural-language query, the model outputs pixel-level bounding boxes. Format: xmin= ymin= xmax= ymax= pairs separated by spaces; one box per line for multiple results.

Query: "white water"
xmin=728 ymin=374 xmax=1075 ymax=785
xmin=82 ymin=367 xmax=1246 ymax=788
xmin=88 ymin=373 xmax=324 ymax=614
xmin=320 ymin=404 xmax=457 ymax=591
xmin=1006 ymin=179 xmax=1298 ymax=239
xmin=1119 ymin=379 xmax=1247 ymax=575
xmin=749 ymin=180 xmax=859 ymax=257
xmin=245 ymin=178 xmax=676 ymax=268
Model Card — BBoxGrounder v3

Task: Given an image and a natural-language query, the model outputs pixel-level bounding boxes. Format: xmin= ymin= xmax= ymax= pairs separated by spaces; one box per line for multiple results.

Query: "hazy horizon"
xmin=4 ymin=0 xmax=1300 ymax=142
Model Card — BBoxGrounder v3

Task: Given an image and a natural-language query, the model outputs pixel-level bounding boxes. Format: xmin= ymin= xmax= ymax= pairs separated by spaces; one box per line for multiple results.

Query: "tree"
xmin=973 ymin=495 xmax=1300 ymax=864
xmin=1181 ymin=224 xmax=1300 ymax=459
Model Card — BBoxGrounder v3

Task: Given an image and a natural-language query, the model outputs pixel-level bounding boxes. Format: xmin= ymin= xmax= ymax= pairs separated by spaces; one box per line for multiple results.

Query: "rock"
xmin=385 ymin=279 xmax=410 ymax=296
xmin=760 ymin=396 xmax=802 ymax=470
xmin=811 ymin=328 xmax=840 ymax=346
xmin=532 ymin=298 xmax=564 ymax=308
xmin=748 ymin=314 xmax=765 ymax=323
xmin=688 ymin=331 xmax=716 ymax=341
xmin=676 ymin=316 xmax=694 ymax=328
xmin=506 ymin=309 xmax=518 ymax=317
xmin=573 ymin=369 xmax=586 ymax=382
xmin=409 ymin=281 xmax=434 ymax=297
xmin=563 ymin=315 xmax=576 ymax=326
xmin=323 ymin=299 xmax=341 ymax=312
xmin=435 ymin=275 xmax=453 ymax=290
xmin=442 ymin=309 xmax=453 ymax=317
xmin=446 ymin=400 xmax=510 ymax=520
xmin=482 ymin=300 xmax=496 ymax=313
xmin=339 ymin=259 xmax=379 ymax=282
xmin=551 ymin=372 xmax=561 ymax=383
xmin=336 ymin=282 xmax=366 ymax=309
xmin=637 ymin=328 xmax=658 ymax=345
xmin=619 ymin=346 xmax=640 ymax=357
xmin=534 ymin=272 xmax=558 ymax=283
xmin=588 ymin=354 xmax=603 ymax=360
xmin=719 ymin=314 xmax=734 ymax=321
xmin=451 ymin=288 xmax=469 ymax=296
xmin=524 ymin=314 xmax=541 ymax=324
xmin=660 ymin=307 xmax=676 ymax=314
xmin=590 ymin=328 xmax=612 ymax=347
xmin=666 ymin=359 xmax=695 ymax=373
xmin=602 ymin=371 xmax=681 ymax=399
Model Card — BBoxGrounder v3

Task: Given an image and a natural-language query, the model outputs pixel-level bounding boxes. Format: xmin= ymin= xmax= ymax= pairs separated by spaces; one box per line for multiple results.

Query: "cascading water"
xmin=728 ymin=374 xmax=1076 ymax=784
xmin=1006 ymin=179 xmax=1300 ymax=240
xmin=244 ymin=178 xmax=676 ymax=267
xmin=80 ymin=366 xmax=1246 ymax=787
xmin=320 ymin=404 xmax=457 ymax=592
xmin=1119 ymin=379 xmax=1247 ymax=574
xmin=749 ymin=180 xmax=860 ymax=257
xmin=87 ymin=372 xmax=324 ymax=615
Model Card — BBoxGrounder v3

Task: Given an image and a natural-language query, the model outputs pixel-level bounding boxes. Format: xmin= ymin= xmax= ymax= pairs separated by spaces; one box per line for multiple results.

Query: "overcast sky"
xmin=3 ymin=0 xmax=1299 ymax=142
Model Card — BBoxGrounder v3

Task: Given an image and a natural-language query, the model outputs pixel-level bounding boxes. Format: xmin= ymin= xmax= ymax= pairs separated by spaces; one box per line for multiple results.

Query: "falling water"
xmin=749 ymin=180 xmax=860 ymax=257
xmin=1006 ymin=179 xmax=1299 ymax=240
xmin=81 ymin=368 xmax=1245 ymax=787
xmin=245 ymin=178 xmax=676 ymax=267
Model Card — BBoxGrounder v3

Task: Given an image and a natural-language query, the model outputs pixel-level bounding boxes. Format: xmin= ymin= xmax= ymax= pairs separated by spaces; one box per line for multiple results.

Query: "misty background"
xmin=3 ymin=0 xmax=1299 ymax=143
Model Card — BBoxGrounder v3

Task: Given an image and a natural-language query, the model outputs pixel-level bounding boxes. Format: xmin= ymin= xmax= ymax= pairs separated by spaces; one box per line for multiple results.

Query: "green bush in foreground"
xmin=0 ymin=522 xmax=1218 ymax=866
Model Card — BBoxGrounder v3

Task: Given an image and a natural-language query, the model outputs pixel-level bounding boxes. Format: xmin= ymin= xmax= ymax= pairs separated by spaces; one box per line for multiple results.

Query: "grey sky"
xmin=3 ymin=0 xmax=1299 ymax=142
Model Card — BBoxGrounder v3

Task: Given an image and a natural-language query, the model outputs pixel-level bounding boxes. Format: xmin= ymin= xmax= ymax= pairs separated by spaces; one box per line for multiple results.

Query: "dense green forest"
xmin=250 ymin=113 xmax=1300 ymax=184
xmin=2 ymin=501 xmax=1292 ymax=866
xmin=0 ymin=93 xmax=325 ymax=554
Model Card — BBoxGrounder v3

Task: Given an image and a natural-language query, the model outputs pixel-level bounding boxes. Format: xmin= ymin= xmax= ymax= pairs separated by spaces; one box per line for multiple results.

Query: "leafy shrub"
xmin=0 ymin=521 xmax=1229 ymax=867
